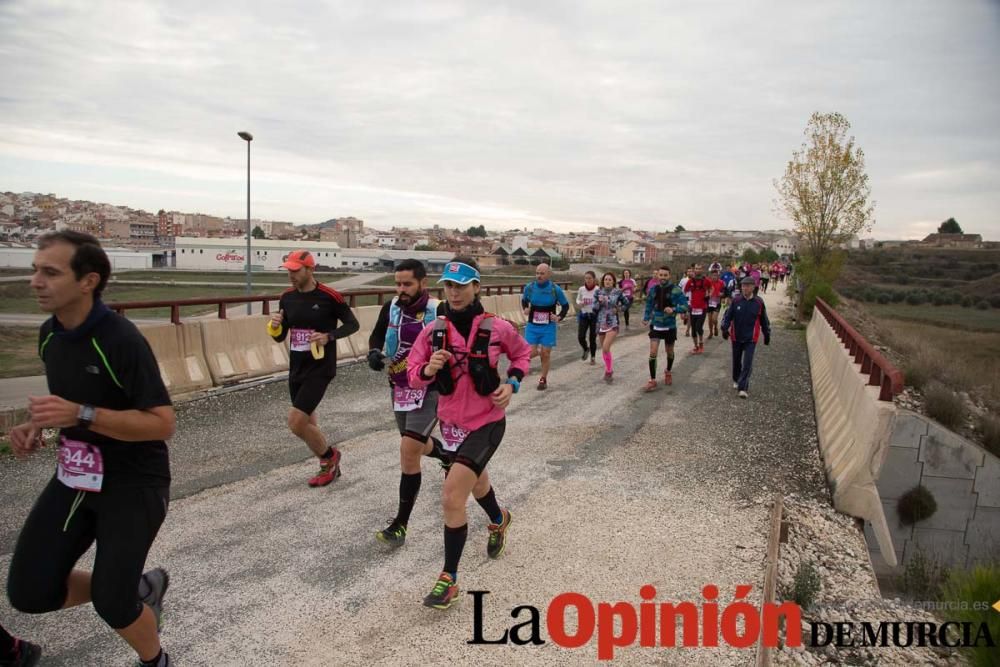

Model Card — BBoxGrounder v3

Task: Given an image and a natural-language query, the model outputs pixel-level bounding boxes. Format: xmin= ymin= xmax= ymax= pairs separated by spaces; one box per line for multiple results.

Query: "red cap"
xmin=280 ymin=249 xmax=316 ymax=271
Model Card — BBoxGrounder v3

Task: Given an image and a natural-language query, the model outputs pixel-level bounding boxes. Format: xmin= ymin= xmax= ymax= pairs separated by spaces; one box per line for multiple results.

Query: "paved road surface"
xmin=0 ymin=287 xmax=828 ymax=666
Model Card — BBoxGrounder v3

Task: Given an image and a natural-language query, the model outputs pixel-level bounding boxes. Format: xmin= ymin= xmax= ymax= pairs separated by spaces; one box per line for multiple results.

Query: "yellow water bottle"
xmin=311 ymin=340 xmax=325 ymax=360
xmin=266 ymin=320 xmax=281 ymax=337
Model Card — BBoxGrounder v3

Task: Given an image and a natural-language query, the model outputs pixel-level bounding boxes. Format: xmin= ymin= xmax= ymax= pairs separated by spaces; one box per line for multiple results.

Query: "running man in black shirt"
xmin=7 ymin=231 xmax=174 ymax=667
xmin=268 ymin=249 xmax=359 ymax=487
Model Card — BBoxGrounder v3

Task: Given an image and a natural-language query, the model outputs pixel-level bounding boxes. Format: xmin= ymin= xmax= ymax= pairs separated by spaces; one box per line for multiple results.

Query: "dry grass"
xmin=977 ymin=414 xmax=1000 ymax=458
xmin=0 ymin=325 xmax=44 ymax=378
xmin=873 ymin=318 xmax=1000 ymax=414
xmin=924 ymin=381 xmax=967 ymax=429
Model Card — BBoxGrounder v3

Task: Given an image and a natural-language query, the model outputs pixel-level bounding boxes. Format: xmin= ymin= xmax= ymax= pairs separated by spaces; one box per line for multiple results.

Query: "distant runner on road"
xmin=366 ymin=259 xmax=452 ymax=548
xmin=707 ymin=267 xmax=725 ymax=340
xmin=619 ymin=269 xmax=637 ymax=329
xmin=575 ymin=271 xmax=599 ymax=365
xmin=642 ymin=266 xmax=688 ymax=392
xmin=520 ymin=263 xmax=569 ymax=391
xmin=268 ymin=249 xmax=359 ymax=487
xmin=684 ymin=264 xmax=710 ymax=354
xmin=408 ymin=258 xmax=531 ymax=609
xmin=594 ymin=272 xmax=629 ymax=383
xmin=722 ymin=276 xmax=771 ymax=399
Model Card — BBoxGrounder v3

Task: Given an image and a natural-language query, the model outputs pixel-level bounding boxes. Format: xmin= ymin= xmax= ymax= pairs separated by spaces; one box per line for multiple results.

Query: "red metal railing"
xmin=108 ymin=282 xmax=573 ymax=325
xmin=814 ymin=297 xmax=904 ymax=401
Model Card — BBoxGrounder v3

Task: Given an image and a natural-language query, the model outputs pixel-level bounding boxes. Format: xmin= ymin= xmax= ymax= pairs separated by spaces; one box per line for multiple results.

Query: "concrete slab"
xmin=965 ymin=506 xmax=1000 ymax=566
xmin=916 ymin=477 xmax=977 ymax=532
xmin=877 ymin=445 xmax=923 ymax=500
xmin=973 ymin=454 xmax=1000 ymax=508
xmin=909 ymin=528 xmax=970 ymax=568
xmin=918 ymin=426 xmax=984 ymax=480
xmin=888 ymin=411 xmax=928 ymax=449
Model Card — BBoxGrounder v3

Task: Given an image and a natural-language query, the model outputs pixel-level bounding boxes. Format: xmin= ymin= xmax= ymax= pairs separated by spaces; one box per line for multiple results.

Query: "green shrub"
xmin=924 ymin=381 xmax=966 ymax=428
xmin=876 ymin=291 xmax=891 ymax=304
xmin=906 ymin=290 xmax=927 ymax=305
xmin=976 ymin=414 xmax=1000 ymax=458
xmin=791 ymin=560 xmax=822 ymax=609
xmin=939 ymin=563 xmax=1000 ymax=667
xmin=897 ymin=485 xmax=937 ymax=525
xmin=897 ymin=274 xmax=910 ymax=285
xmin=891 ymin=290 xmax=906 ymax=303
xmin=803 ymin=281 xmax=838 ymax=315
xmin=989 ymin=295 xmax=1000 ymax=308
xmin=974 ymin=300 xmax=990 ymax=310
xmin=961 ymin=295 xmax=974 ymax=308
xmin=900 ymin=547 xmax=949 ymax=600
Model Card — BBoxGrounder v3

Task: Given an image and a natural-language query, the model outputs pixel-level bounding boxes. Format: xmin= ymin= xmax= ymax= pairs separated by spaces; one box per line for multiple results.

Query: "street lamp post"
xmin=237 ymin=131 xmax=253 ymax=315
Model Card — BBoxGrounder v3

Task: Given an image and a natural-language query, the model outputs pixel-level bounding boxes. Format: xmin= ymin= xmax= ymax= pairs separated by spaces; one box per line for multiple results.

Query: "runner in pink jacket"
xmin=407 ymin=257 xmax=530 ymax=610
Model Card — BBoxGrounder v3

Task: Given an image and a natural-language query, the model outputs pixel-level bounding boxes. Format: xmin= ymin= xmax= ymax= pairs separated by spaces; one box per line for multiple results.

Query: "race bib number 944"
xmin=57 ymin=437 xmax=103 ymax=492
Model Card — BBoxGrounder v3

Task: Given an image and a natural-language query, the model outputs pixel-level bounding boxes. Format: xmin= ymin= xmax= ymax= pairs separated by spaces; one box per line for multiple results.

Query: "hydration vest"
xmin=430 ymin=315 xmax=500 ymax=397
xmin=384 ymin=296 xmax=439 ymax=358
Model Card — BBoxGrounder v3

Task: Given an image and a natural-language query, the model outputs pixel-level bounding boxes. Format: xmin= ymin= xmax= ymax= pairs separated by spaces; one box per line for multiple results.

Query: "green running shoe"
xmin=422 ymin=572 xmax=458 ymax=610
xmin=487 ymin=509 xmax=512 ymax=559
xmin=375 ymin=521 xmax=407 ymax=548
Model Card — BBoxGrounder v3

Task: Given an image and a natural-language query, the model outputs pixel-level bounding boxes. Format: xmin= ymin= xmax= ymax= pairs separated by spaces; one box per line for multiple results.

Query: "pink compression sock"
xmin=603 ymin=351 xmax=613 ymax=372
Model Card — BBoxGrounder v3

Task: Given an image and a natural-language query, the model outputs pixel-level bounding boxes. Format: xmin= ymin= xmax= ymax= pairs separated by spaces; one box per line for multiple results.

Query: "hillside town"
xmin=2 ymin=191 xmax=989 ymax=272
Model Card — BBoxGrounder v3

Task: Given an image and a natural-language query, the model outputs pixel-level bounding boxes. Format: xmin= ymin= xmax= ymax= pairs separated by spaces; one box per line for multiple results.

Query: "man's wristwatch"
xmin=77 ymin=404 xmax=96 ymax=428
xmin=505 ymin=377 xmax=521 ymax=394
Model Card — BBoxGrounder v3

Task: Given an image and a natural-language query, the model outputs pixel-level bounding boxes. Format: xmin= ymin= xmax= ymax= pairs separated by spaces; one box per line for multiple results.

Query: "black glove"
xmin=763 ymin=334 xmax=770 ymax=346
xmin=721 ymin=329 xmax=729 ymax=340
xmin=367 ymin=349 xmax=386 ymax=371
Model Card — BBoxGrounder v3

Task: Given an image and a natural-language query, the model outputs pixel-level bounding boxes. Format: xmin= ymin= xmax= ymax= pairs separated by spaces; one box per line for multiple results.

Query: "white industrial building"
xmin=0 ymin=244 xmax=157 ymax=271
xmin=174 ymin=237 xmax=454 ymax=272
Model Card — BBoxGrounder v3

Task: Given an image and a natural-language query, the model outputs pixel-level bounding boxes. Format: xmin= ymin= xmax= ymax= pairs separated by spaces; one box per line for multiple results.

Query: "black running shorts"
xmin=289 ymin=375 xmax=332 ymax=415
xmin=394 ymin=389 xmax=440 ymax=441
xmin=7 ymin=476 xmax=168 ymax=629
xmin=452 ymin=418 xmax=506 ymax=477
xmin=648 ymin=328 xmax=678 ymax=344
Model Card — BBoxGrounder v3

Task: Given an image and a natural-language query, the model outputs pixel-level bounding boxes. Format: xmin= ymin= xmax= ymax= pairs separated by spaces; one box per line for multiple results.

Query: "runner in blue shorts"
xmin=520 ymin=263 xmax=569 ymax=390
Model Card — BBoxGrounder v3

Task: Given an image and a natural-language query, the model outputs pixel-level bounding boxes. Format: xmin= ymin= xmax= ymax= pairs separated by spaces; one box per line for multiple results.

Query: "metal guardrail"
xmin=108 ymin=282 xmax=573 ymax=325
xmin=813 ymin=297 xmax=904 ymax=401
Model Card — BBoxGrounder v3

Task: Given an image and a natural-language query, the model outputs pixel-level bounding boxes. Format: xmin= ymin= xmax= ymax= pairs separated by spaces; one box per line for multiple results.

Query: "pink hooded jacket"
xmin=407 ymin=313 xmax=531 ymax=432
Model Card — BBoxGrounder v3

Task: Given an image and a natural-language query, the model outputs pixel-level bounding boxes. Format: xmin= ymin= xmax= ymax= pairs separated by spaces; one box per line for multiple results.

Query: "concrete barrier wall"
xmin=807 ymin=310 xmax=898 ymax=565
xmin=866 ymin=410 xmax=1000 ymax=576
xmin=200 ymin=316 xmax=289 ymax=385
xmin=139 ymin=322 xmax=214 ymax=396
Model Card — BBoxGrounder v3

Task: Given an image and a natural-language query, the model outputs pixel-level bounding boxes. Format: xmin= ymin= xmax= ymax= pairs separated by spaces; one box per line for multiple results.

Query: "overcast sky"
xmin=1 ymin=1 xmax=998 ymax=239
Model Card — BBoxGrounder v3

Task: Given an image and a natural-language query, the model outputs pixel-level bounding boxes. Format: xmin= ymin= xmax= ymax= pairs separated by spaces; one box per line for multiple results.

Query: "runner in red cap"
xmin=268 ymin=249 xmax=359 ymax=487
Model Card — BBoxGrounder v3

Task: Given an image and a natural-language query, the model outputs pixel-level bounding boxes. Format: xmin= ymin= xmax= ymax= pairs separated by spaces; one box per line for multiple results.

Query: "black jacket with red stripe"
xmin=721 ymin=295 xmax=770 ymax=344
xmin=274 ymin=284 xmax=359 ymax=380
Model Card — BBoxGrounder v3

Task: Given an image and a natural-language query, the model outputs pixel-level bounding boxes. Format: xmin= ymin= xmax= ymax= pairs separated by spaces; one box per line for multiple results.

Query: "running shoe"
xmin=581 ymin=349 xmax=589 ymax=361
xmin=663 ymin=370 xmax=672 ymax=386
xmin=132 ymin=653 xmax=171 ymax=667
xmin=604 ymin=371 xmax=614 ymax=384
xmin=487 ymin=509 xmax=512 ymax=559
xmin=643 ymin=379 xmax=658 ymax=392
xmin=732 ymin=382 xmax=739 ymax=390
xmin=308 ymin=448 xmax=342 ymax=487
xmin=422 ymin=572 xmax=458 ymax=609
xmin=537 ymin=377 xmax=548 ymax=391
xmin=140 ymin=567 xmax=170 ymax=632
xmin=739 ymin=390 xmax=749 ymax=399
xmin=375 ymin=520 xmax=407 ymax=548
xmin=1 ymin=638 xmax=41 ymax=667
xmin=590 ymin=358 xmax=596 ymax=366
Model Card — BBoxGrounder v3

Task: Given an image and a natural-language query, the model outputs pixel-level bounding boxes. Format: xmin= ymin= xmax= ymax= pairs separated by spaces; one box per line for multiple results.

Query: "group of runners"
xmin=4 ymin=236 xmax=775 ymax=664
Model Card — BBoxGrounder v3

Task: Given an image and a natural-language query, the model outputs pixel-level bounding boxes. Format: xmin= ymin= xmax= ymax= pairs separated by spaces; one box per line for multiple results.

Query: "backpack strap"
xmin=468 ymin=315 xmax=495 ymax=361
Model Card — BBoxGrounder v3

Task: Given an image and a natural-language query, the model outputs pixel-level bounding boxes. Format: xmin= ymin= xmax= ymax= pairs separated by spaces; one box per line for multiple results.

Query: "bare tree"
xmin=774 ymin=112 xmax=875 ymax=266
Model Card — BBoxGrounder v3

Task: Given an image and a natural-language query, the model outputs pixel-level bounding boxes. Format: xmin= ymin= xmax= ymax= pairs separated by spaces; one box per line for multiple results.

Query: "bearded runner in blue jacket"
xmin=520 ymin=263 xmax=569 ymax=391
xmin=721 ymin=277 xmax=771 ymax=399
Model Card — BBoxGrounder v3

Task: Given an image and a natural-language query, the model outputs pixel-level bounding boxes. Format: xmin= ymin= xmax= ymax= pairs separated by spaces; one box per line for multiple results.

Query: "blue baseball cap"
xmin=438 ymin=261 xmax=481 ymax=285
